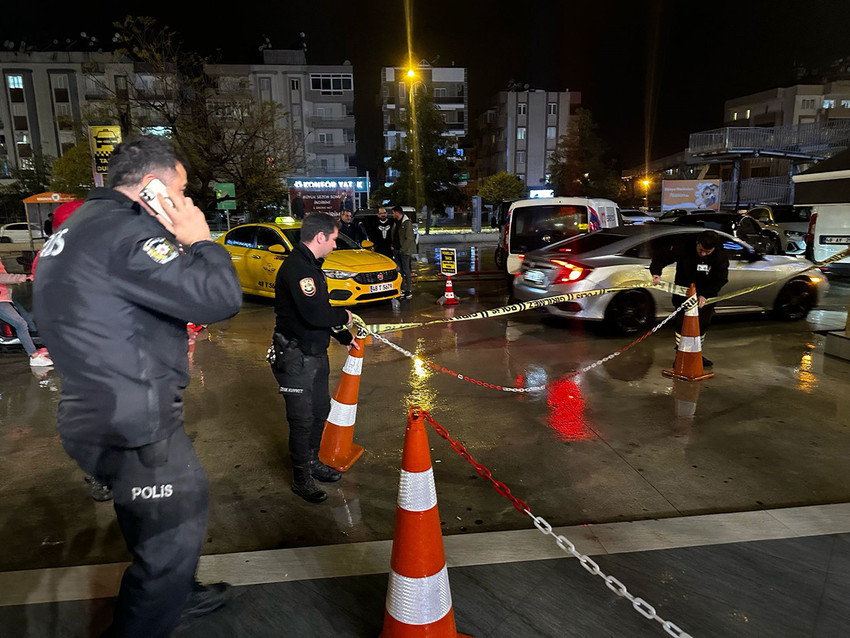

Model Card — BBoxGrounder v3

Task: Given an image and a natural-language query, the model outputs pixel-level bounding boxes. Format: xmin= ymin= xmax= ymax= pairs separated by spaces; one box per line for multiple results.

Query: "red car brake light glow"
xmin=551 ymin=259 xmax=591 ymax=283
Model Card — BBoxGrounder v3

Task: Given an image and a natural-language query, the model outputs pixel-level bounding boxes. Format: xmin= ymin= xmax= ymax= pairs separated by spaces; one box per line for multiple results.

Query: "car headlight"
xmin=324 ymin=269 xmax=358 ymax=279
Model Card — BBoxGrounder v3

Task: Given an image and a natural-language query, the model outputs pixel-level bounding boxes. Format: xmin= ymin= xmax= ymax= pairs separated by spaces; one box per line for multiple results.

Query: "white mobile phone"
xmin=139 ymin=178 xmax=174 ymax=224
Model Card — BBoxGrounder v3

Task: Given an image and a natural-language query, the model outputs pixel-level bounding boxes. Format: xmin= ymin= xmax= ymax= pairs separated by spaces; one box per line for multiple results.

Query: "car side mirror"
xmin=361 ymin=240 xmax=374 ymax=249
xmin=268 ymin=243 xmax=288 ymax=255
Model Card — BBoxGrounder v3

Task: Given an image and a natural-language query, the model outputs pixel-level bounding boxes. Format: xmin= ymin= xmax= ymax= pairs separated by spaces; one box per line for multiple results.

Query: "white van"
xmin=494 ymin=197 xmax=622 ymax=274
xmin=804 ymin=204 xmax=850 ymax=273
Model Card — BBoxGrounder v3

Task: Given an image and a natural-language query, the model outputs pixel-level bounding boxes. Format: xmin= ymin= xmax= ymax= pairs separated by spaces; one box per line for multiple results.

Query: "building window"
xmin=310 ymin=73 xmax=353 ymax=95
xmin=732 ymin=112 xmax=738 ymax=121
xmin=517 ymin=151 xmax=526 ymax=164
xmin=259 ymin=77 xmax=272 ymax=102
xmin=745 ymin=109 xmax=751 ymax=119
xmin=842 ymin=100 xmax=850 ymax=108
xmin=546 ymin=126 xmax=556 ymax=139
xmin=517 ymin=103 xmax=527 ymax=115
xmin=290 ymin=78 xmax=300 ymax=91
xmin=548 ymin=102 xmax=557 ymax=115
xmin=318 ymin=132 xmax=332 ymax=144
xmin=84 ymin=74 xmax=108 ymax=98
xmin=802 ymin=98 xmax=816 ymax=109
xmin=434 ymin=87 xmax=447 ymax=97
xmin=517 ymin=127 xmax=526 ymax=140
xmin=7 ymin=75 xmax=23 ymax=89
xmin=824 ymin=99 xmax=836 ymax=109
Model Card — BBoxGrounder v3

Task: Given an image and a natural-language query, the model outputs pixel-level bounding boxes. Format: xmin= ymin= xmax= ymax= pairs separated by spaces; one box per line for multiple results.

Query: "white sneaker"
xmin=29 ymin=352 xmax=53 ymax=367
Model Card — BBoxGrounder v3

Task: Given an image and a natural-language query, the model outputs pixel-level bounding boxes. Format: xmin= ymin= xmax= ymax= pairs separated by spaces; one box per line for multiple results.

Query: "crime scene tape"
xmin=352 ymin=245 xmax=850 ymax=336
xmin=370 ymin=295 xmax=698 ymax=393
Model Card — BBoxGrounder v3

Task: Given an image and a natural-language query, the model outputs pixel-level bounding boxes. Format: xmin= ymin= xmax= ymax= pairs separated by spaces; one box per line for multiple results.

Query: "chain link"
xmin=423 ymin=410 xmax=694 ymax=638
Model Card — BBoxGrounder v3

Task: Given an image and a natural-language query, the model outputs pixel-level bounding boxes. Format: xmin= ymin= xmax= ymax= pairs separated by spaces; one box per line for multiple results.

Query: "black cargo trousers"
xmin=270 ymin=333 xmax=331 ymax=465
xmin=61 ymin=429 xmax=208 ymax=637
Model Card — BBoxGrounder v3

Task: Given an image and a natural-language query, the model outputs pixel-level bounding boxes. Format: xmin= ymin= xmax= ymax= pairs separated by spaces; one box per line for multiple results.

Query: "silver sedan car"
xmin=512 ymin=225 xmax=829 ymax=334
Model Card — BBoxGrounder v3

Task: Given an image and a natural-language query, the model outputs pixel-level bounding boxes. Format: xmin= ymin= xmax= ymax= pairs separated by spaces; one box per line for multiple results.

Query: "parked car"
xmin=216 ymin=221 xmax=402 ymax=304
xmin=492 ymin=197 xmax=622 ymax=274
xmin=0 ymin=222 xmax=45 ymax=243
xmin=512 ymin=225 xmax=828 ymax=335
xmin=746 ymin=205 xmax=809 ymax=255
xmin=619 ymin=209 xmax=656 ymax=225
xmin=657 ymin=207 xmax=706 ymax=220
xmin=655 ymin=211 xmax=786 ymax=254
xmin=803 ymin=203 xmax=850 ymax=274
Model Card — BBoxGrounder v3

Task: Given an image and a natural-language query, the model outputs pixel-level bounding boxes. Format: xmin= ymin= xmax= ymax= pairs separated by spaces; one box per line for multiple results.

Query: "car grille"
xmin=354 ymin=269 xmax=398 ymax=284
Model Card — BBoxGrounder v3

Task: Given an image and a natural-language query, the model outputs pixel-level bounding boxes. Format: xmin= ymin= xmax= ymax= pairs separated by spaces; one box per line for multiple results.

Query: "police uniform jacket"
xmin=649 ymin=236 xmax=730 ymax=299
xmin=33 ymin=188 xmax=243 ymax=448
xmin=274 ymin=242 xmax=353 ymax=354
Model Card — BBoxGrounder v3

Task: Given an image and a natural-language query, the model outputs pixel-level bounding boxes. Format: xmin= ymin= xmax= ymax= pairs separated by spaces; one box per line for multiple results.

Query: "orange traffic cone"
xmin=381 ymin=408 xmax=472 ymax=638
xmin=319 ymin=327 xmax=367 ymax=471
xmin=440 ymin=276 xmax=459 ymax=306
xmin=663 ymin=284 xmax=715 ymax=382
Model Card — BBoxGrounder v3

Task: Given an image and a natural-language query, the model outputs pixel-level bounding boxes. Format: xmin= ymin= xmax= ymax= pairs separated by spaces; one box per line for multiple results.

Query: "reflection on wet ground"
xmin=2 ymin=246 xmax=850 ymax=572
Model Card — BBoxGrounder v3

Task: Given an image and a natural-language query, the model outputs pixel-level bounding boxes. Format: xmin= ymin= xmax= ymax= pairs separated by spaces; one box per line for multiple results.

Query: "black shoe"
xmin=311 ymin=457 xmax=342 ymax=483
xmin=85 ymin=475 xmax=113 ymax=502
xmin=404 ymin=291 xmax=413 ymax=299
xmin=292 ymin=465 xmax=327 ymax=503
xmin=181 ymin=581 xmax=232 ymax=619
xmin=702 ymin=356 xmax=713 ymax=367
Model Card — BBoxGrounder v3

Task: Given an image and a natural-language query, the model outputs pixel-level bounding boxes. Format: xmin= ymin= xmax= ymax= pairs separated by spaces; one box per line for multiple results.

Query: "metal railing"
xmin=690 ymin=121 xmax=850 ymax=157
xmin=721 ymin=177 xmax=792 ymax=206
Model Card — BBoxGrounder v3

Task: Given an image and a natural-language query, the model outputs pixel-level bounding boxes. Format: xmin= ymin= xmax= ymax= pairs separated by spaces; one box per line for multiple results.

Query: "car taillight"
xmin=807 ymin=212 xmax=817 ymax=248
xmin=551 ymin=259 xmax=591 ymax=284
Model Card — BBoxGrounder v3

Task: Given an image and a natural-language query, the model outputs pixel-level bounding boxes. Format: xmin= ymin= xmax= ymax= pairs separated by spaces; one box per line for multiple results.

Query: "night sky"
xmin=5 ymin=1 xmax=850 ymax=176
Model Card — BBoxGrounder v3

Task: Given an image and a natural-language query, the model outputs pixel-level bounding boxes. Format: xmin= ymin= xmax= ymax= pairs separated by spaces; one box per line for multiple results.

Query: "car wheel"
xmin=0 ymin=236 xmax=10 ymax=243
xmin=494 ymin=246 xmax=506 ymax=271
xmin=604 ymin=290 xmax=655 ymax=335
xmin=774 ymin=279 xmax=814 ymax=321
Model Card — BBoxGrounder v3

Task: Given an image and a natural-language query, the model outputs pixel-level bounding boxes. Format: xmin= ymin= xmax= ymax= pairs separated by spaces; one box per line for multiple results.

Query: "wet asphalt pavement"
xmin=2 ymin=243 xmax=850 ymax=573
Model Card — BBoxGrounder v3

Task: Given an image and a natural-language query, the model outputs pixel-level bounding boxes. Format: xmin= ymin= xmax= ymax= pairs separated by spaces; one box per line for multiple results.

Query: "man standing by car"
xmin=650 ymin=230 xmax=729 ymax=367
xmin=33 ymin=136 xmax=243 ymax=637
xmin=365 ymin=206 xmax=395 ymax=258
xmin=271 ymin=212 xmax=358 ymax=503
xmin=339 ymin=209 xmax=366 ymax=245
xmin=392 ymin=205 xmax=416 ymax=299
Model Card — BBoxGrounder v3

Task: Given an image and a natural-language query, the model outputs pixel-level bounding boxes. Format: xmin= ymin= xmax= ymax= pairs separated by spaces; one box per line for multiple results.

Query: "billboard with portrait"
xmin=661 ymin=180 xmax=722 ymax=210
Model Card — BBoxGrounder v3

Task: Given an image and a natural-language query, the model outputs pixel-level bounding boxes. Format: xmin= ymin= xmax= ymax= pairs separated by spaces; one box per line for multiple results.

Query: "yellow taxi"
xmin=216 ymin=219 xmax=402 ymax=305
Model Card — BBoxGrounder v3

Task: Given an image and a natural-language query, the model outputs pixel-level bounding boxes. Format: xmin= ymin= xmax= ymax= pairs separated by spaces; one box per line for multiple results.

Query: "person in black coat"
xmin=271 ymin=212 xmax=358 ymax=503
xmin=650 ymin=230 xmax=729 ymax=366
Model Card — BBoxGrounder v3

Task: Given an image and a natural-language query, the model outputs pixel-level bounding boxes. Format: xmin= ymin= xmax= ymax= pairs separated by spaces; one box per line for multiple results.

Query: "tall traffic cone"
xmin=381 ymin=408 xmax=472 ymax=638
xmin=439 ymin=276 xmax=459 ymax=306
xmin=663 ymin=284 xmax=715 ymax=382
xmin=319 ymin=327 xmax=367 ymax=471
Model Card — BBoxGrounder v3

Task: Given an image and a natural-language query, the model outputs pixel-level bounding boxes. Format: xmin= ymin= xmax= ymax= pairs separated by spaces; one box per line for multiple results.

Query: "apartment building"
xmin=724 ymin=80 xmax=850 ymax=127
xmin=0 ymin=49 xmax=357 ymax=182
xmin=472 ymin=89 xmax=580 ymax=189
xmin=380 ymin=60 xmax=467 ymax=183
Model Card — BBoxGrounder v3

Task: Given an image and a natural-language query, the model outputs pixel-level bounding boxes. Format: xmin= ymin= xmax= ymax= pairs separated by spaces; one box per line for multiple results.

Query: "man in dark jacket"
xmin=272 ymin=212 xmax=357 ymax=503
xmin=339 ymin=209 xmax=366 ymax=244
xmin=364 ymin=206 xmax=395 ymax=258
xmin=391 ymin=206 xmax=416 ymax=298
xmin=650 ymin=230 xmax=729 ymax=367
xmin=33 ymin=136 xmax=243 ymax=637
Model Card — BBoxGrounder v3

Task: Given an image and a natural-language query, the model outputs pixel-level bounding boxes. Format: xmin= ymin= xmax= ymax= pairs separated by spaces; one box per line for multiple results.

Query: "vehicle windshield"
xmin=550 ymin=231 xmax=628 ymax=254
xmin=773 ymin=207 xmax=812 ymax=223
xmin=281 ymin=228 xmax=360 ymax=250
xmin=510 ymin=205 xmax=589 ymax=253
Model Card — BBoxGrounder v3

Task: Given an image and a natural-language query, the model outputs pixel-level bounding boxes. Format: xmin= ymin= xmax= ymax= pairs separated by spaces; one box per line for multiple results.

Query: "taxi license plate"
xmin=370 ymin=282 xmax=394 ymax=292
xmin=524 ymin=269 xmax=545 ymax=285
xmin=822 ymin=236 xmax=850 ymax=245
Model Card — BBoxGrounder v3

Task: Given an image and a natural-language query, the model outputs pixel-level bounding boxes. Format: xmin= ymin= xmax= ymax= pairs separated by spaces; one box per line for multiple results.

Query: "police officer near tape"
xmin=33 ymin=136 xmax=243 ymax=636
xmin=270 ymin=212 xmax=359 ymax=503
xmin=650 ymin=229 xmax=729 ymax=367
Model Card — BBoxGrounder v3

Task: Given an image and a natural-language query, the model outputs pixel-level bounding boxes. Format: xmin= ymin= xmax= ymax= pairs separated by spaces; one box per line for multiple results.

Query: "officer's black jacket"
xmin=649 ymin=236 xmax=730 ymax=298
xmin=274 ymin=242 xmax=352 ymax=353
xmin=33 ymin=188 xmax=243 ymax=447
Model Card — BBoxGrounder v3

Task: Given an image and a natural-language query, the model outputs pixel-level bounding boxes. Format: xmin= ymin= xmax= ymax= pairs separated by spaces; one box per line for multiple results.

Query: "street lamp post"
xmin=642 ymin=178 xmax=650 ymax=211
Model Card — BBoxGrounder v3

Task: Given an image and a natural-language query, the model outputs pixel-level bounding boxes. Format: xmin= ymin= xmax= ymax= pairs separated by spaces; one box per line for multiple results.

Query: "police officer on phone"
xmin=33 ymin=136 xmax=243 ymax=637
xmin=270 ymin=212 xmax=358 ymax=503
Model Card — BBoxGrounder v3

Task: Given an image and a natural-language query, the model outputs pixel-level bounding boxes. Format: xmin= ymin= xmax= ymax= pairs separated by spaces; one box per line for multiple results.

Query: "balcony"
xmin=433 ymin=95 xmax=465 ymax=105
xmin=310 ymin=115 xmax=355 ymax=129
xmin=689 ymin=120 xmax=850 ymax=160
xmin=308 ymin=141 xmax=356 ymax=155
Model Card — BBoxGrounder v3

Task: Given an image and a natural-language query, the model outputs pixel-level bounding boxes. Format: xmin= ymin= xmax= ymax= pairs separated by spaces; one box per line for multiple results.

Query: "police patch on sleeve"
xmin=299 ymin=277 xmax=316 ymax=296
xmin=142 ymin=237 xmax=179 ymax=264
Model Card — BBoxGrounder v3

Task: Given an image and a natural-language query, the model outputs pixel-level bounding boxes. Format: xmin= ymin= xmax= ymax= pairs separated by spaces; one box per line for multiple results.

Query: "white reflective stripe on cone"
xmin=678 ymin=336 xmax=701 ymax=353
xmin=342 ymin=356 xmax=363 ymax=376
xmin=328 ymin=399 xmax=357 ymax=427
xmin=397 ymin=467 xmax=437 ymax=512
xmin=386 ymin=564 xmax=452 ymax=625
